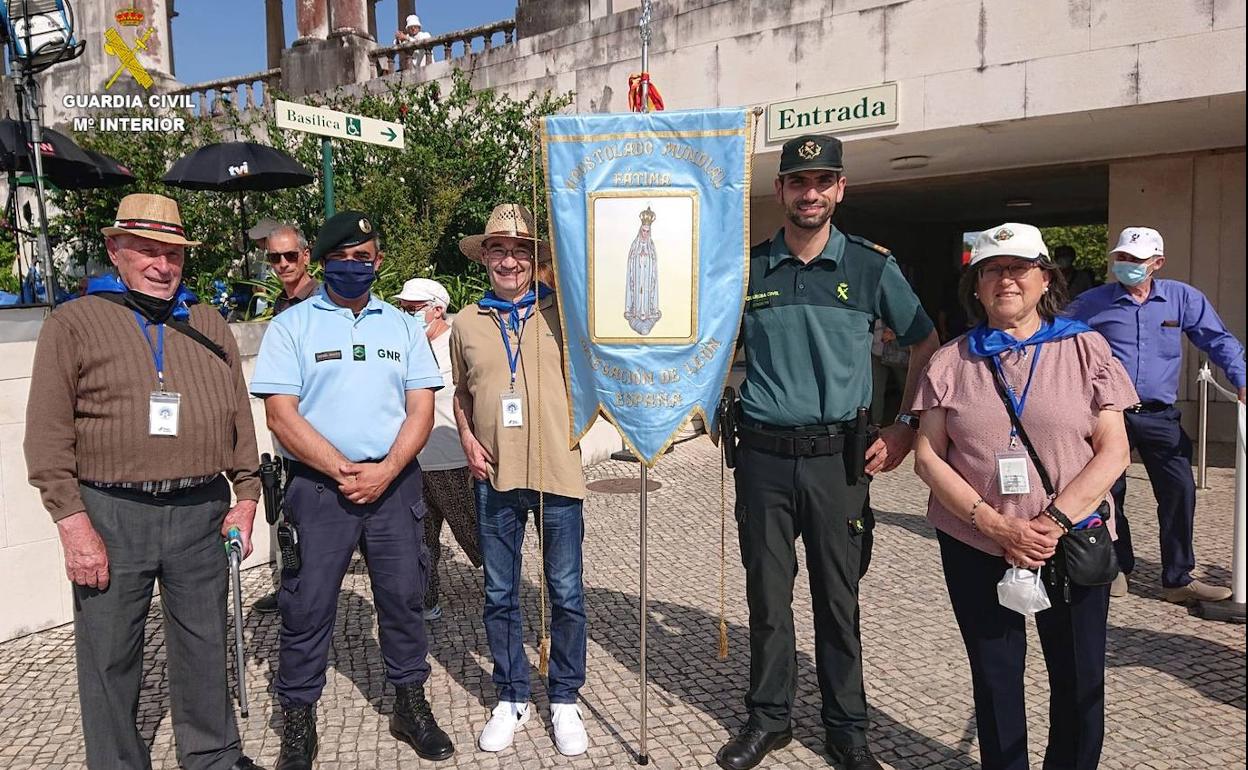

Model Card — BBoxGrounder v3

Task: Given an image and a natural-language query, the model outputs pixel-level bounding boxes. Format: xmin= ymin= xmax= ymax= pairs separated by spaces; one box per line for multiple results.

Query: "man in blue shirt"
xmin=1067 ymin=226 xmax=1245 ymax=604
xmin=251 ymin=212 xmax=454 ymax=768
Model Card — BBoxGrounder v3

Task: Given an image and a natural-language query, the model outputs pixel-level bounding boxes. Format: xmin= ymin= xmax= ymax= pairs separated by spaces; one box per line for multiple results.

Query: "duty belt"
xmin=737 ymin=420 xmax=847 ymax=457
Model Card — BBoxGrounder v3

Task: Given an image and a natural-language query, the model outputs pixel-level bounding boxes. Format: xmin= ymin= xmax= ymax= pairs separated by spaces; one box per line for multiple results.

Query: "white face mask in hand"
xmin=997 ymin=567 xmax=1052 ymax=617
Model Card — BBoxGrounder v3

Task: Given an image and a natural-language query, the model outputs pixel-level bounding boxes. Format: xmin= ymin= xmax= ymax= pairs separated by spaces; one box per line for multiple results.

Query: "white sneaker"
xmin=551 ymin=703 xmax=588 ymax=756
xmin=478 ymin=701 xmax=530 ymax=752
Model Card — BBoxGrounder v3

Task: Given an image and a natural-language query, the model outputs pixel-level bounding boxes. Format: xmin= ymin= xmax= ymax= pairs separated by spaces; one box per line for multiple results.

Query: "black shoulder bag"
xmin=94 ymin=292 xmax=230 ymax=364
xmin=988 ymin=358 xmax=1118 ymax=602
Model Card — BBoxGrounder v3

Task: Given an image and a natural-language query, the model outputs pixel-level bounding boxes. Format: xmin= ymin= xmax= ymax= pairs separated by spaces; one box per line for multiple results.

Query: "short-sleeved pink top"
xmin=912 ymin=330 xmax=1139 ymax=555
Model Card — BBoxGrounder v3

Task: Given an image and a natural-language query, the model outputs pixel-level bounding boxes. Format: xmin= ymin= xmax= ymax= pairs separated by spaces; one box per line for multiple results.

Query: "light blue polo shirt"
xmin=250 ymin=288 xmax=442 ymax=461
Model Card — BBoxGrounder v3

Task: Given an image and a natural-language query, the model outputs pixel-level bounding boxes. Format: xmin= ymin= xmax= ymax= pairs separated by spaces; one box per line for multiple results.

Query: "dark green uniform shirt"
xmin=739 ymin=226 xmax=933 ymax=427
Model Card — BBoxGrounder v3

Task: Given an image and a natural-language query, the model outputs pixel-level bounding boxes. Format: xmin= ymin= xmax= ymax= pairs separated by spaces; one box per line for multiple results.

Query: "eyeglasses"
xmin=402 ymin=302 xmax=431 ymax=315
xmin=483 ymin=246 xmax=534 ymax=263
xmin=979 ymin=262 xmax=1039 ymax=280
xmin=266 ymin=250 xmax=300 ymax=264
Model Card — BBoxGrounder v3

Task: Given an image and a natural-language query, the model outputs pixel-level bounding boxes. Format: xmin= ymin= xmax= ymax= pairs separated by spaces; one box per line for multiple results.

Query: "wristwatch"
xmin=896 ymin=413 xmax=920 ymax=430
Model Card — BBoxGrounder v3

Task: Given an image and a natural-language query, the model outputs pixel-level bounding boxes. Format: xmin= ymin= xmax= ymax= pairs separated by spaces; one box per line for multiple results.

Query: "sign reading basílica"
xmin=766 ymin=83 xmax=898 ymax=143
xmin=274 ymin=99 xmax=405 ymax=149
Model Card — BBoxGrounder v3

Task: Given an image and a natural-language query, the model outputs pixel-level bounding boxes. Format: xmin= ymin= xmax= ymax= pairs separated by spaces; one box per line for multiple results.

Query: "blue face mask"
xmin=323 ymin=260 xmax=376 ymax=299
xmin=1111 ymin=260 xmax=1151 ymax=287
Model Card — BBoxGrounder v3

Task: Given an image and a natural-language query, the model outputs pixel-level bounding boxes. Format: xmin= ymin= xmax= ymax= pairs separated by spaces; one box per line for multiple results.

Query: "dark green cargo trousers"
xmin=733 ymin=444 xmax=871 ymax=747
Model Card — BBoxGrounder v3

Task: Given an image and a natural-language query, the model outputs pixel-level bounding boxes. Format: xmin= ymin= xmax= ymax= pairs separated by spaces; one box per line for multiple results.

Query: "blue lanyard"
xmin=991 ymin=343 xmax=1043 ymax=438
xmin=497 ymin=307 xmax=534 ymax=390
xmin=133 ymin=311 xmax=167 ymax=391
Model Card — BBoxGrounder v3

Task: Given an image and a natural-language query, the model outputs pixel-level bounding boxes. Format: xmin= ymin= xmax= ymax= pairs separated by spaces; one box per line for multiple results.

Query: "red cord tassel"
xmin=628 ymin=73 xmax=665 ymax=112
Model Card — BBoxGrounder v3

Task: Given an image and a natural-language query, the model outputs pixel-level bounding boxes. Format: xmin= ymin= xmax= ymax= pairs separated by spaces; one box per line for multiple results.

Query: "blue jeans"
xmin=476 ymin=481 xmax=587 ymax=704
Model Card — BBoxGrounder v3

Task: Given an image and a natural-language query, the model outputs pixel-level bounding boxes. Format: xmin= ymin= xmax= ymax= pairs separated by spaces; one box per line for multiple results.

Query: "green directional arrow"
xmin=381 ymin=126 xmax=397 ymax=142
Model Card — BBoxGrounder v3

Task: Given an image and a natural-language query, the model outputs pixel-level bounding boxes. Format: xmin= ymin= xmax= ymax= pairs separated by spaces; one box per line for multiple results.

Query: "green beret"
xmin=311 ymin=211 xmax=378 ymax=261
xmin=779 ymin=134 xmax=844 ymax=175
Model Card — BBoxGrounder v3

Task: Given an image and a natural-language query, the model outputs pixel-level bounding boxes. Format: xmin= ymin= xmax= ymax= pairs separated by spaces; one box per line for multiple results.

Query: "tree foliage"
xmin=1039 ymin=223 xmax=1109 ymax=272
xmin=50 ymin=70 xmax=571 ymax=310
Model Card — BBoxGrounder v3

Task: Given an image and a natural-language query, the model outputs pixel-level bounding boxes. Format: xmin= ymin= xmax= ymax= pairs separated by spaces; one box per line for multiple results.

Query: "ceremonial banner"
xmin=542 ymin=108 xmax=754 ymax=465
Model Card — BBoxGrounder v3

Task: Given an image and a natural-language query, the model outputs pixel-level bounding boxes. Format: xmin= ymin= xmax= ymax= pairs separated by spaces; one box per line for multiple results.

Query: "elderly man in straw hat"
xmin=25 ymin=193 xmax=264 ymax=770
xmin=450 ymin=204 xmax=589 ymax=757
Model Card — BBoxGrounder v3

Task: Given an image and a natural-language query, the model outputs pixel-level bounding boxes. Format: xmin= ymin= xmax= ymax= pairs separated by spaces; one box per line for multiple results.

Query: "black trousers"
xmin=277 ymin=462 xmax=431 ymax=707
xmin=733 ymin=445 xmax=870 ymax=746
xmin=75 ymin=478 xmax=242 ymax=770
xmin=938 ymin=531 xmax=1109 ymax=770
xmin=1110 ymin=406 xmax=1197 ymax=587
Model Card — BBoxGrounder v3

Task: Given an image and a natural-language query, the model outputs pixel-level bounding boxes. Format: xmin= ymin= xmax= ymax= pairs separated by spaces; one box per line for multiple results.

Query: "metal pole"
xmin=321 ymin=137 xmax=336 ymax=218
xmin=18 ymin=70 xmax=57 ymax=308
xmin=1197 ymin=361 xmax=1210 ymax=489
xmin=1195 ymin=375 xmax=1246 ymax=622
xmin=637 ymin=1 xmax=653 ymax=764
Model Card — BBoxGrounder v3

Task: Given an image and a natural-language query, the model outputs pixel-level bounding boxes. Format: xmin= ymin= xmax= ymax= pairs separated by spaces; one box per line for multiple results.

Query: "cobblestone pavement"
xmin=1 ymin=438 xmax=1244 ymax=769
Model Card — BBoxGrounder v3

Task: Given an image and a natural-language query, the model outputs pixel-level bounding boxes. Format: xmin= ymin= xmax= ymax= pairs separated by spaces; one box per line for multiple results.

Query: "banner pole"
xmin=637 ymin=1 xmax=653 ymax=765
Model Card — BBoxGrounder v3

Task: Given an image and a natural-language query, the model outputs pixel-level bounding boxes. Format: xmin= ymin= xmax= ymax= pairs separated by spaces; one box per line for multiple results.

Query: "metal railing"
xmin=1194 ymin=360 xmax=1246 ymax=608
xmin=168 ymin=68 xmax=282 ymax=118
xmin=369 ymin=19 xmax=516 ymax=77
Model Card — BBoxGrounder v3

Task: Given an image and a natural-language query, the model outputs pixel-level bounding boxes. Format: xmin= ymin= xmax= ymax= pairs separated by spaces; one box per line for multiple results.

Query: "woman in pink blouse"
xmin=912 ymin=224 xmax=1136 ymax=770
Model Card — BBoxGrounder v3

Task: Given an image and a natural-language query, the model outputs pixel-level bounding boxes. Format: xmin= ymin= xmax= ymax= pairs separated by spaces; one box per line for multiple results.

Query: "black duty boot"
xmin=276 ymin=704 xmax=317 ymax=770
xmin=716 ymin=727 xmax=793 ymax=770
xmin=826 ymin=742 xmax=884 ymax=770
xmin=391 ymin=684 xmax=454 ymax=761
xmin=228 ymin=756 xmax=264 ymax=770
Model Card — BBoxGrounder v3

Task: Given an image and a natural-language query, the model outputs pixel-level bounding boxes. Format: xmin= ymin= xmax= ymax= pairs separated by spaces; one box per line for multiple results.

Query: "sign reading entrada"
xmin=766 ymin=83 xmax=898 ymax=143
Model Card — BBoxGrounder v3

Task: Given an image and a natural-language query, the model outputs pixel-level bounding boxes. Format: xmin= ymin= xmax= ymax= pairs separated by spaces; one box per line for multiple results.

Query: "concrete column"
xmin=131 ymin=0 xmax=175 ymax=79
xmin=295 ymin=0 xmax=329 ymax=42
xmin=330 ymin=0 xmax=368 ymax=37
xmin=397 ymin=0 xmax=415 ymax=30
xmin=367 ymin=0 xmax=379 ymax=42
xmin=265 ymin=0 xmax=285 ymax=69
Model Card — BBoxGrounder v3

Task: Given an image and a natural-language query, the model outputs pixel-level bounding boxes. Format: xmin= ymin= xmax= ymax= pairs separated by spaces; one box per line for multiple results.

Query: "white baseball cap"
xmin=405 ymin=14 xmax=422 ymax=28
xmin=968 ymin=223 xmax=1048 ymax=267
xmin=395 ymin=277 xmax=449 ymax=308
xmin=1110 ymin=227 xmax=1164 ymax=260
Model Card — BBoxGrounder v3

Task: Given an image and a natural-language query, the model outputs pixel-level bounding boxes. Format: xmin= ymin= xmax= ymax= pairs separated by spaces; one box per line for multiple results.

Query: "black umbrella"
xmin=0 ymin=118 xmax=95 ymax=179
xmin=162 ymin=142 xmax=315 ymax=277
xmin=50 ymin=149 xmax=135 ymax=191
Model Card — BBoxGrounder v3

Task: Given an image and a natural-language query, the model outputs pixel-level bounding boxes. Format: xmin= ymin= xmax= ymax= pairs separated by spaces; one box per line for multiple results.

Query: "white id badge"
xmin=996 ymin=451 xmax=1031 ymax=495
xmin=500 ymin=393 xmax=524 ymax=428
xmin=149 ymin=391 xmax=181 ymax=437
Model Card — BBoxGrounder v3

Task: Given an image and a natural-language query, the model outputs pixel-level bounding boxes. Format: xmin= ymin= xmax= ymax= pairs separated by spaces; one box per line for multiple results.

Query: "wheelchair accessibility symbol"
xmin=346 ymin=116 xmax=362 ymax=137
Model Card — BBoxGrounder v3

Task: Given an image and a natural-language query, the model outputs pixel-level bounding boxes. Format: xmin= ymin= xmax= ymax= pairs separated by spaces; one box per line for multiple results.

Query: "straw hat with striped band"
xmin=458 ymin=203 xmax=551 ymax=263
xmin=101 ymin=193 xmax=202 ymax=247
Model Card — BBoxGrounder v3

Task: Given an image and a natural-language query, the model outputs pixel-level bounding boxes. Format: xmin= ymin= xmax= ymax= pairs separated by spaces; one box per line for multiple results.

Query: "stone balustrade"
xmin=370 ymin=19 xmax=516 ymax=77
xmin=168 ymin=69 xmax=282 ymax=118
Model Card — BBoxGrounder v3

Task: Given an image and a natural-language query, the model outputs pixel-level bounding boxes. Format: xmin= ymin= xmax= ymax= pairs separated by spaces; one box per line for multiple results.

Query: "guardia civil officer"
xmin=718 ymin=135 xmax=940 ymax=770
xmin=250 ymin=212 xmax=453 ymax=769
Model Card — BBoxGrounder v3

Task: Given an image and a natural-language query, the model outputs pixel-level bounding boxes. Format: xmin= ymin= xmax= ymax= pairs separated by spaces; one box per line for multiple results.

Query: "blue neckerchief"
xmin=479 ymin=284 xmax=553 ymax=389
xmin=478 ymin=284 xmax=553 ymax=333
xmin=87 ymin=274 xmax=198 ymax=321
xmin=965 ymin=316 xmax=1091 ymax=358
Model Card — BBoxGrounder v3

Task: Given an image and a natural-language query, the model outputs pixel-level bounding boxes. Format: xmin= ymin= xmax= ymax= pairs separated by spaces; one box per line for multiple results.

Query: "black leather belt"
xmin=287 ymin=457 xmax=385 ymax=482
xmin=737 ymin=421 xmax=846 ymax=457
xmin=1126 ymin=401 xmax=1171 ymax=414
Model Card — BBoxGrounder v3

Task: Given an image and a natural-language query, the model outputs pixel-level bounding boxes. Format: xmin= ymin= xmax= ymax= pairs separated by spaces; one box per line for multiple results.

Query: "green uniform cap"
xmin=312 ymin=211 xmax=378 ymax=261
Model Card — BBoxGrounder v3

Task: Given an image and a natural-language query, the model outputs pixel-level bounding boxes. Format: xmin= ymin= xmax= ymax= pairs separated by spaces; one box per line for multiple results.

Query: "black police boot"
xmin=252 ymin=592 xmax=279 ymax=613
xmin=826 ymin=741 xmax=884 ymax=770
xmin=715 ymin=727 xmax=792 ymax=770
xmin=390 ymin=683 xmax=454 ymax=761
xmin=276 ymin=704 xmax=317 ymax=770
xmin=228 ymin=756 xmax=264 ymax=770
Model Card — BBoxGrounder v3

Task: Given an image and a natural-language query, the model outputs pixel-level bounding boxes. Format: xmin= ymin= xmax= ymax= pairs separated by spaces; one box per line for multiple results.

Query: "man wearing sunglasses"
xmin=266 ymin=224 xmax=319 ymax=316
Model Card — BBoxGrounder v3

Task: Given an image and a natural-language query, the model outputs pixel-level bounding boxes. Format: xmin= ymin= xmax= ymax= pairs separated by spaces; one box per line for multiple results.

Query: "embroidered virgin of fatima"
xmin=624 ymin=205 xmax=662 ymax=335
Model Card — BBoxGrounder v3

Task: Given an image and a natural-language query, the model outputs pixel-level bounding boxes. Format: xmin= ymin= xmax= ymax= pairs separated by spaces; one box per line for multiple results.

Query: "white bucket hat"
xmin=405 ymin=14 xmax=422 ymax=28
xmin=969 ymin=223 xmax=1048 ymax=267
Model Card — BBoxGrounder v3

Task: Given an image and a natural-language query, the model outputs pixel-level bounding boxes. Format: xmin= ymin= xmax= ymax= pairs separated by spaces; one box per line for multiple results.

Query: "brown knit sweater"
xmin=24 ymin=295 xmax=261 ymax=521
